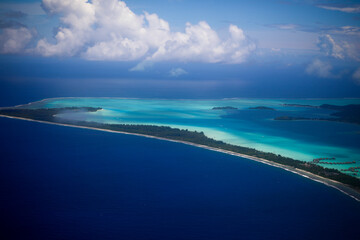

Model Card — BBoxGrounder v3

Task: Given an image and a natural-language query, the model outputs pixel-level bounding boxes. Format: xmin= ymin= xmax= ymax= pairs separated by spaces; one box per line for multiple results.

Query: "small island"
xmin=212 ymin=106 xmax=238 ymax=110
xmin=0 ymin=107 xmax=102 ymax=121
xmin=282 ymin=103 xmax=319 ymax=108
xmin=1 ymin=105 xmax=360 ymax=199
xmin=275 ymin=116 xmax=313 ymax=121
xmin=275 ymin=104 xmax=360 ymax=125
xmin=249 ymin=106 xmax=275 ymax=110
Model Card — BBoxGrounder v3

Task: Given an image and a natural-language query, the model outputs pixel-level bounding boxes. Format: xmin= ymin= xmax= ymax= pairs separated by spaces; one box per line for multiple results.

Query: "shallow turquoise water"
xmin=26 ymin=98 xmax=360 ymax=177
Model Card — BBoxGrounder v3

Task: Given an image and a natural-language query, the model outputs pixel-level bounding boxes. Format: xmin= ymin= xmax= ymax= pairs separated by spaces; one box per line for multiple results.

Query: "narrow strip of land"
xmin=1 ymin=114 xmax=359 ymax=202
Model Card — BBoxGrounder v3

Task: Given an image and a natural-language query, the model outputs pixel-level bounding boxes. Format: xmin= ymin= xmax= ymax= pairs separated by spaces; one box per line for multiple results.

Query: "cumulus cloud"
xmin=35 ymin=0 xmax=96 ymax=56
xmin=0 ymin=27 xmax=33 ymax=54
xmin=169 ymin=67 xmax=187 ymax=77
xmin=318 ymin=5 xmax=360 ymax=13
xmin=30 ymin=0 xmax=255 ymax=64
xmin=149 ymin=23 xmax=255 ymax=64
xmin=306 ymin=59 xmax=336 ymax=78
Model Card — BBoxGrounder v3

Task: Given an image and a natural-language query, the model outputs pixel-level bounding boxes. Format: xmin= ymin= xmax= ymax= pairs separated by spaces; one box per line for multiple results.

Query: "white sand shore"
xmin=1 ymin=114 xmax=359 ymax=202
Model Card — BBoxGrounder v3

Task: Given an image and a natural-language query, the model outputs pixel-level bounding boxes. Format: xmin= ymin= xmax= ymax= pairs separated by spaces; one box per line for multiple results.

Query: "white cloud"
xmin=318 ymin=5 xmax=360 ymax=13
xmin=317 ymin=34 xmax=344 ymax=59
xmin=149 ymin=23 xmax=255 ymax=64
xmin=84 ymin=36 xmax=149 ymax=61
xmin=169 ymin=67 xmax=187 ymax=77
xmin=353 ymin=67 xmax=360 ymax=84
xmin=129 ymin=60 xmax=153 ymax=72
xmin=306 ymin=59 xmax=336 ymax=78
xmin=35 ymin=0 xmax=96 ymax=56
xmin=269 ymin=24 xmax=298 ymax=30
xmin=30 ymin=0 xmax=255 ymax=64
xmin=0 ymin=27 xmax=33 ymax=54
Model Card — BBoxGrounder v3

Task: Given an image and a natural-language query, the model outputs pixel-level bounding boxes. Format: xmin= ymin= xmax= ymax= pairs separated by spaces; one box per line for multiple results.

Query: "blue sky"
xmin=0 ymin=0 xmax=359 ymax=103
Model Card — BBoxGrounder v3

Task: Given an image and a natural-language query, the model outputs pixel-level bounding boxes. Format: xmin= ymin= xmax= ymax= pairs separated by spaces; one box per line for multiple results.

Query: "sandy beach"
xmin=1 ymin=114 xmax=359 ymax=202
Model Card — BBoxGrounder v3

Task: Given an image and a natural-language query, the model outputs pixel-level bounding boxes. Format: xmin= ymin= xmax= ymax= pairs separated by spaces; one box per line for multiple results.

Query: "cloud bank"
xmin=29 ymin=0 xmax=255 ymax=64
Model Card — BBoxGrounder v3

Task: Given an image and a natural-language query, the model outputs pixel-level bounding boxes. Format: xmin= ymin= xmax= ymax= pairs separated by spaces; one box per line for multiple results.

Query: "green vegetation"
xmin=275 ymin=104 xmax=360 ymax=125
xmin=1 ymin=107 xmax=360 ymax=191
xmin=249 ymin=106 xmax=275 ymax=110
xmin=0 ymin=107 xmax=101 ymax=121
xmin=275 ymin=116 xmax=311 ymax=121
xmin=212 ymin=106 xmax=238 ymax=110
xmin=321 ymin=104 xmax=360 ymax=125
xmin=282 ymin=103 xmax=318 ymax=108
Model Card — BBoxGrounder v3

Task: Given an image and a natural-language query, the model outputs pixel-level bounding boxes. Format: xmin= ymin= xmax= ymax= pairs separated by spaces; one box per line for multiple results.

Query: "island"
xmin=282 ymin=103 xmax=319 ymax=108
xmin=275 ymin=104 xmax=360 ymax=125
xmin=249 ymin=106 xmax=275 ymax=110
xmin=0 ymin=107 xmax=102 ymax=121
xmin=212 ymin=106 xmax=238 ymax=110
xmin=1 ymin=105 xmax=360 ymax=201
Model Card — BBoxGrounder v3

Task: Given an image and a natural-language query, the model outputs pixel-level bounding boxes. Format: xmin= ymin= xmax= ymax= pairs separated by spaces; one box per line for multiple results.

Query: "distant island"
xmin=282 ymin=103 xmax=319 ymax=108
xmin=249 ymin=106 xmax=275 ymax=110
xmin=212 ymin=106 xmax=238 ymax=110
xmin=1 ymin=106 xmax=360 ymax=199
xmin=0 ymin=107 xmax=102 ymax=122
xmin=275 ymin=104 xmax=360 ymax=125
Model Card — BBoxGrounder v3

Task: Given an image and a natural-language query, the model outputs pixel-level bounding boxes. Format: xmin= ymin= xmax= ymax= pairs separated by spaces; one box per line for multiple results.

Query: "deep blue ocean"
xmin=0 ymin=117 xmax=359 ymax=240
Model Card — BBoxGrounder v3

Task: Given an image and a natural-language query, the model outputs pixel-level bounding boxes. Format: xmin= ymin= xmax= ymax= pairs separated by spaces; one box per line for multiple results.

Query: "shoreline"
xmin=1 ymin=114 xmax=360 ymax=202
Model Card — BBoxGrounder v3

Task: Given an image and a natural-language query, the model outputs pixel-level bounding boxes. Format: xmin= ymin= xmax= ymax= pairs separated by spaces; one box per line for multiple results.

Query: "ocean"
xmin=0 ymin=117 xmax=359 ymax=240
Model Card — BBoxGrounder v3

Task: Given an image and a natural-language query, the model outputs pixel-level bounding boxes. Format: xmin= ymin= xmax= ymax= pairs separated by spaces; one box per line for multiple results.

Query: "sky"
xmin=0 ymin=0 xmax=360 ymax=104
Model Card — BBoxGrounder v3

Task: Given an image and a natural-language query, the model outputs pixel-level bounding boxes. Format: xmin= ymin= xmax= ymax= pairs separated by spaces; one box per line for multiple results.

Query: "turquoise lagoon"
xmin=25 ymin=98 xmax=360 ymax=176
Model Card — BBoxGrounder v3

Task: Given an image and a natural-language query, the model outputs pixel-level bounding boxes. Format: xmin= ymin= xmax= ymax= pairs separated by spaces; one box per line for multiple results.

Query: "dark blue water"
xmin=0 ymin=117 xmax=359 ymax=240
